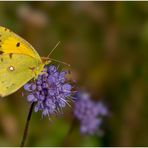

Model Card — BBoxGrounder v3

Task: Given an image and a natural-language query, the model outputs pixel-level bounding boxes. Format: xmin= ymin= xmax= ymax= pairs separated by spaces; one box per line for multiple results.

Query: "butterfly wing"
xmin=0 ymin=26 xmax=45 ymax=97
xmin=0 ymin=53 xmax=41 ymax=97
xmin=0 ymin=26 xmax=41 ymax=61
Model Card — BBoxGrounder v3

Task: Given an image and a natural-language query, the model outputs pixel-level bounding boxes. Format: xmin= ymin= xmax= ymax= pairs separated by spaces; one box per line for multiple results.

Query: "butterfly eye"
xmin=8 ymin=66 xmax=15 ymax=71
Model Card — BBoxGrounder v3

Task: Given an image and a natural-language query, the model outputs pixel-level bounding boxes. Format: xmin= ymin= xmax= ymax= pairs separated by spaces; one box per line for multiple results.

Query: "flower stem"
xmin=20 ymin=102 xmax=35 ymax=147
xmin=61 ymin=117 xmax=76 ymax=146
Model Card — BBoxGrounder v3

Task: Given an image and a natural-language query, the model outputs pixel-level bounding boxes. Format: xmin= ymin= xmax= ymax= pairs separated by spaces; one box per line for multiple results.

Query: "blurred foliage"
xmin=0 ymin=1 xmax=148 ymax=146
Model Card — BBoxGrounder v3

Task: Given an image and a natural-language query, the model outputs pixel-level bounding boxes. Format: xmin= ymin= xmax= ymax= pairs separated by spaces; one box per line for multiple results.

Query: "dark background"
xmin=0 ymin=1 xmax=148 ymax=146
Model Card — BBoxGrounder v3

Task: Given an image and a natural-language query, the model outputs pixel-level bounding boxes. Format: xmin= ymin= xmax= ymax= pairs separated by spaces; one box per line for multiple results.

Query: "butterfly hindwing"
xmin=0 ymin=53 xmax=40 ymax=97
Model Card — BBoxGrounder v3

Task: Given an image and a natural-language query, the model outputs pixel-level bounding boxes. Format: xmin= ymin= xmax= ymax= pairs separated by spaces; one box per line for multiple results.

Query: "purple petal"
xmin=27 ymin=94 xmax=36 ymax=102
xmin=47 ymin=65 xmax=57 ymax=74
xmin=24 ymin=83 xmax=32 ymax=91
xmin=62 ymin=84 xmax=72 ymax=92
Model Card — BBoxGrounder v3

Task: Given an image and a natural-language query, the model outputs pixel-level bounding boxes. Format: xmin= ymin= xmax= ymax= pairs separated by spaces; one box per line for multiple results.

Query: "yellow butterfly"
xmin=0 ymin=26 xmax=50 ymax=97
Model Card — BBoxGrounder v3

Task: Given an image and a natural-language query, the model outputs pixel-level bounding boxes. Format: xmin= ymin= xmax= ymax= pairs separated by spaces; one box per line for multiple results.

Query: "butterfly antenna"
xmin=49 ymin=58 xmax=71 ymax=67
xmin=46 ymin=41 xmax=70 ymax=67
xmin=47 ymin=41 xmax=61 ymax=58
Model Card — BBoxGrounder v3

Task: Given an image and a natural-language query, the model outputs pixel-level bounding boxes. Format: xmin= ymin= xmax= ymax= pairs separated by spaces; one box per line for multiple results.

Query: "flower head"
xmin=74 ymin=91 xmax=108 ymax=135
xmin=24 ymin=65 xmax=72 ymax=117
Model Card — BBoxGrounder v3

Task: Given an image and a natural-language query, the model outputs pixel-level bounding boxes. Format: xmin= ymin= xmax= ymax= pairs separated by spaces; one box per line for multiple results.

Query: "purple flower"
xmin=24 ymin=65 xmax=72 ymax=117
xmin=74 ymin=91 xmax=108 ymax=135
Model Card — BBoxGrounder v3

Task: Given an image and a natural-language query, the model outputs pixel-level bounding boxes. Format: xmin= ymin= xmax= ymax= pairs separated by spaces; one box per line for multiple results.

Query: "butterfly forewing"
xmin=0 ymin=26 xmax=41 ymax=61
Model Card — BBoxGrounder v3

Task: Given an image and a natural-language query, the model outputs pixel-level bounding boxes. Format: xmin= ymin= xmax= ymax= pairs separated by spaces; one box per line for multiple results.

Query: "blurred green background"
xmin=0 ymin=1 xmax=148 ymax=146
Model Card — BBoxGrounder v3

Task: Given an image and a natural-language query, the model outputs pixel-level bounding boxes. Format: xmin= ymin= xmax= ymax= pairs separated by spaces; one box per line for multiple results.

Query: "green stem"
xmin=61 ymin=117 xmax=76 ymax=146
xmin=20 ymin=102 xmax=35 ymax=147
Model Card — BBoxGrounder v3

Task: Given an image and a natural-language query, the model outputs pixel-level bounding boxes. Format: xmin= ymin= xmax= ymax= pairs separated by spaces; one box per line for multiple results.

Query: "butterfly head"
xmin=41 ymin=57 xmax=51 ymax=65
xmin=31 ymin=57 xmax=51 ymax=79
